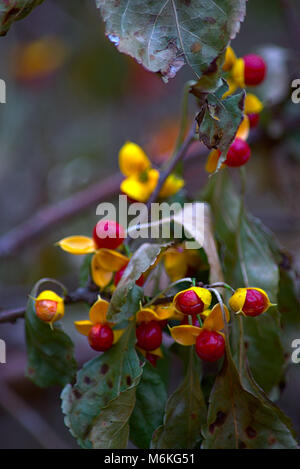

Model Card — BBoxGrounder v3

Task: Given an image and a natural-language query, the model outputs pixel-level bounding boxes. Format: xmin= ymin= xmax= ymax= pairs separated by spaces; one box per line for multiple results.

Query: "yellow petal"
xmin=74 ymin=320 xmax=93 ymax=336
xmin=35 ymin=290 xmax=63 ymax=303
xmin=91 ymin=255 xmax=113 ymax=288
xmin=57 ymin=236 xmax=95 ymax=255
xmin=245 ymin=93 xmax=263 ymax=115
xmin=136 ymin=307 xmax=158 ymax=323
xmin=236 ymin=115 xmax=250 ymax=141
xmin=203 ymin=303 xmax=230 ymax=332
xmin=113 ymin=329 xmax=125 ymax=344
xmin=170 ymin=325 xmax=202 ymax=346
xmin=231 ymin=57 xmax=245 ymax=88
xmin=89 ymin=297 xmax=110 ymax=324
xmin=121 ymin=172 xmax=158 ymax=202
xmin=164 ymin=249 xmax=188 ymax=281
xmin=222 ymin=46 xmax=237 ymax=72
xmin=229 ymin=288 xmax=247 ymax=313
xmin=205 ymin=149 xmax=222 ymax=173
xmin=159 ymin=174 xmax=185 ymax=199
xmin=154 ymin=304 xmax=177 ymax=321
xmin=94 ymin=249 xmax=129 ymax=272
xmin=119 ymin=142 xmax=150 ymax=177
xmin=149 ymin=346 xmax=163 ymax=358
xmin=137 ymin=305 xmax=174 ymax=323
xmin=191 ymin=287 xmax=212 ymax=309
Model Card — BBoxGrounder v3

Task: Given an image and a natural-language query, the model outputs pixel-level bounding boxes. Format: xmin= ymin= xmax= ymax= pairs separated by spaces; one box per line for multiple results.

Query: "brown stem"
xmin=146 ymin=120 xmax=197 ymax=208
xmin=0 ymin=290 xmax=175 ymax=325
xmin=0 ymin=173 xmax=122 ymax=258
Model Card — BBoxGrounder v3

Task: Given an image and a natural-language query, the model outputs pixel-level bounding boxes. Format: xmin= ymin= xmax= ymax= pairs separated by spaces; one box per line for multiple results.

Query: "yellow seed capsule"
xmin=231 ymin=57 xmax=245 ymax=88
xmin=35 ymin=290 xmax=64 ymax=323
xmin=229 ymin=287 xmax=274 ymax=317
xmin=244 ymin=93 xmax=263 ymax=115
xmin=173 ymin=287 xmax=212 ymax=315
xmin=223 ymin=46 xmax=237 ymax=72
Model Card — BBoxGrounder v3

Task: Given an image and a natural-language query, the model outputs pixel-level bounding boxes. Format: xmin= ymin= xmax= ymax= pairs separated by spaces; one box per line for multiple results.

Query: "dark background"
xmin=0 ymin=0 xmax=299 ymax=448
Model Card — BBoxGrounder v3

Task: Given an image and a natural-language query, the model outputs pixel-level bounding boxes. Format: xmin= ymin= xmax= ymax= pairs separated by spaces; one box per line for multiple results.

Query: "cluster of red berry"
xmin=175 ymin=289 xmax=225 ymax=362
xmin=224 ymin=53 xmax=266 ymax=168
xmin=40 ymin=220 xmax=272 ymax=367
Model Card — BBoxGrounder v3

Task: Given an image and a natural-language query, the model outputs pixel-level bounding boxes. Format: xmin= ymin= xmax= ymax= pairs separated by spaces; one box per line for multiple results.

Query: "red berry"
xmin=114 ymin=266 xmax=145 ymax=287
xmin=88 ymin=323 xmax=114 ymax=352
xmin=180 ymin=315 xmax=201 ymax=327
xmin=136 ymin=321 xmax=162 ymax=351
xmin=195 ymin=330 xmax=225 ymax=362
xmin=243 ymin=54 xmax=266 ymax=86
xmin=243 ymin=289 xmax=268 ymax=317
xmin=93 ymin=220 xmax=125 ymax=250
xmin=159 ymin=319 xmax=168 ymax=329
xmin=146 ymin=352 xmax=158 ymax=367
xmin=175 ymin=290 xmax=204 ymax=316
xmin=248 ymin=113 xmax=260 ymax=128
xmin=225 ymin=138 xmax=251 ymax=167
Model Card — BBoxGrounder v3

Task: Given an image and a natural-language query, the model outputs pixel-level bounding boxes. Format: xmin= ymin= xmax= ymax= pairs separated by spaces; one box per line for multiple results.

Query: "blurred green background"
xmin=0 ymin=0 xmax=299 ymax=448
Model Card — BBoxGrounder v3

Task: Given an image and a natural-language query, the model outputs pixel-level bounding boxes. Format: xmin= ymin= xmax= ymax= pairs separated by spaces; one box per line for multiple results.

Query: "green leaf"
xmin=61 ymin=322 xmax=143 ymax=448
xmin=107 ymin=243 xmax=167 ymax=322
xmin=204 ymin=171 xmax=285 ymax=393
xmin=25 ymin=284 xmax=77 ymax=388
xmin=79 ymin=253 xmax=93 ymax=288
xmin=151 ymin=349 xmax=206 ymax=449
xmin=130 ymin=362 xmax=167 ymax=449
xmin=96 ymin=0 xmax=246 ymax=81
xmin=89 ymin=388 xmax=137 ymax=449
xmin=0 ymin=0 xmax=44 ymax=36
xmin=203 ymin=352 xmax=298 ymax=449
xmin=196 ymin=82 xmax=245 ymax=154
xmin=278 ymin=266 xmax=300 ymax=330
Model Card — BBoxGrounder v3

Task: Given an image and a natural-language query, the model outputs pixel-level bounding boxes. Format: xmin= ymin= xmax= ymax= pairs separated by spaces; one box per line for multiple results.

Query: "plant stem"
xmin=209 ymin=287 xmax=230 ymax=351
xmin=173 ymin=80 xmax=194 ymax=154
xmin=146 ymin=120 xmax=197 ymax=209
xmin=206 ymin=282 xmax=235 ymax=293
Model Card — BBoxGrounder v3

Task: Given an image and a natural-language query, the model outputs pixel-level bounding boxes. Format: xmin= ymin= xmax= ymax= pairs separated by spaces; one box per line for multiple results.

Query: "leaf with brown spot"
xmin=151 ymin=349 xmax=206 ymax=449
xmin=196 ymin=79 xmax=245 ymax=157
xmin=203 ymin=351 xmax=298 ymax=449
xmin=61 ymin=322 xmax=143 ymax=448
xmin=130 ymin=362 xmax=167 ymax=449
xmin=95 ymin=0 xmax=246 ymax=81
xmin=89 ymin=387 xmax=137 ymax=449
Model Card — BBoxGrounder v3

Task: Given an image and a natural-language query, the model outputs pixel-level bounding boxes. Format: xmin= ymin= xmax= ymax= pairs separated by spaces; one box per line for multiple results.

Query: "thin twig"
xmin=0 ymin=173 xmax=122 ymax=258
xmin=0 ymin=284 xmax=102 ymax=324
xmin=146 ymin=120 xmax=197 ymax=208
xmin=0 ymin=286 xmax=177 ymax=324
